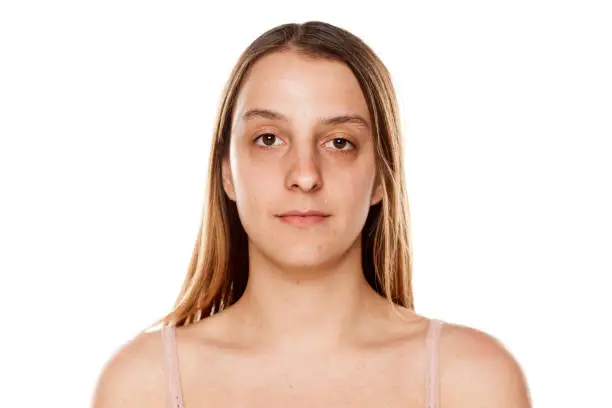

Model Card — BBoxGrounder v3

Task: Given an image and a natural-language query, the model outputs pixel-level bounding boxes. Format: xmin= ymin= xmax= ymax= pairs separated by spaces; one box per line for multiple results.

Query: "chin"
xmin=269 ymin=246 xmax=344 ymax=271
xmin=276 ymin=248 xmax=329 ymax=265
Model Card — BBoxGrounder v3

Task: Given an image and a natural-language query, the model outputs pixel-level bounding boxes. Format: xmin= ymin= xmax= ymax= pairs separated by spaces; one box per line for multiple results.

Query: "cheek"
xmin=231 ymin=153 xmax=276 ymax=215
xmin=334 ymin=166 xmax=375 ymax=207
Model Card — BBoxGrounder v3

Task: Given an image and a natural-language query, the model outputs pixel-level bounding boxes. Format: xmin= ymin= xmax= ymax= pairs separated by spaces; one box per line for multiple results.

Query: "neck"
xmin=227 ymin=237 xmax=390 ymax=352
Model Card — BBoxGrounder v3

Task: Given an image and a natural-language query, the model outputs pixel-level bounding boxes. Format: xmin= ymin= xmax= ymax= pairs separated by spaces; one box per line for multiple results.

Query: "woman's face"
xmin=222 ymin=50 xmax=382 ymax=269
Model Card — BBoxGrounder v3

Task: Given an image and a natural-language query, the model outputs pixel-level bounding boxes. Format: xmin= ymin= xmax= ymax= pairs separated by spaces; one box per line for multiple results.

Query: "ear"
xmin=370 ymin=176 xmax=383 ymax=206
xmin=221 ymin=156 xmax=236 ymax=202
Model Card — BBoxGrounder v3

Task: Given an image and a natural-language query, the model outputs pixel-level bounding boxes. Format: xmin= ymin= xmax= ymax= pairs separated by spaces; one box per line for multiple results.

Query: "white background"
xmin=1 ymin=1 xmax=610 ymax=406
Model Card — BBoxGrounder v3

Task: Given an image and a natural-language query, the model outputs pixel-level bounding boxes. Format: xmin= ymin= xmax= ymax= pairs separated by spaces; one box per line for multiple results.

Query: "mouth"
xmin=275 ymin=210 xmax=331 ymax=227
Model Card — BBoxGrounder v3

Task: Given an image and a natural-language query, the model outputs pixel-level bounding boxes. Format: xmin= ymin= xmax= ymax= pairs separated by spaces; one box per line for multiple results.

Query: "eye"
xmin=254 ymin=132 xmax=283 ymax=147
xmin=324 ymin=137 xmax=355 ymax=151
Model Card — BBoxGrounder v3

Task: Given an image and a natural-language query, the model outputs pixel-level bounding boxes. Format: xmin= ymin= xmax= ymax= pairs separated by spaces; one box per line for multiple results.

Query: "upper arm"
xmin=91 ymin=331 xmax=166 ymax=408
xmin=441 ymin=324 xmax=532 ymax=408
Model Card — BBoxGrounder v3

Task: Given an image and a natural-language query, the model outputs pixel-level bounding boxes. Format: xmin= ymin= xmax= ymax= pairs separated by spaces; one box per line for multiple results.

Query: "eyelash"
xmin=253 ymin=132 xmax=356 ymax=152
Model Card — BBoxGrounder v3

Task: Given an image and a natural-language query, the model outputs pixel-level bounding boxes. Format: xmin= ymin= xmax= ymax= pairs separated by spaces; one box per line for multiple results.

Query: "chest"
xmin=178 ymin=349 xmax=429 ymax=408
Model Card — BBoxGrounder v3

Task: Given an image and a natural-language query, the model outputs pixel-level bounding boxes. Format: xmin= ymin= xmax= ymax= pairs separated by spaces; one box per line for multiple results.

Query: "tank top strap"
xmin=425 ymin=319 xmax=444 ymax=408
xmin=161 ymin=325 xmax=184 ymax=408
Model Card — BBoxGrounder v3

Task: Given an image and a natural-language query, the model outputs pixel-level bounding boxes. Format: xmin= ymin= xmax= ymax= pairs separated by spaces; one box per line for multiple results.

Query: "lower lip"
xmin=278 ymin=215 xmax=329 ymax=227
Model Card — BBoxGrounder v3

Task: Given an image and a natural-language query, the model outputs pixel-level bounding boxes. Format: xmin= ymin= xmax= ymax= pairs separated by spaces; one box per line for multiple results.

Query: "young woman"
xmin=92 ymin=21 xmax=531 ymax=408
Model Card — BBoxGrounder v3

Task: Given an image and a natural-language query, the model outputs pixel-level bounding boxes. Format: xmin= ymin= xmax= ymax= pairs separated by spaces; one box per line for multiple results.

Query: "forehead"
xmin=233 ymin=51 xmax=369 ymax=123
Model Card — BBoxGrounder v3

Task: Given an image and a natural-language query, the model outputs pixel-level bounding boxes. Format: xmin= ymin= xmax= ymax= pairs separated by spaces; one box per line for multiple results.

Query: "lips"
xmin=276 ymin=210 xmax=330 ymax=227
xmin=278 ymin=210 xmax=330 ymax=217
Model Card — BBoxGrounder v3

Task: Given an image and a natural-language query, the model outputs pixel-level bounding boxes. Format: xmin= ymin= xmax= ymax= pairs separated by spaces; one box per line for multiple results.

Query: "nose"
xmin=285 ymin=142 xmax=323 ymax=193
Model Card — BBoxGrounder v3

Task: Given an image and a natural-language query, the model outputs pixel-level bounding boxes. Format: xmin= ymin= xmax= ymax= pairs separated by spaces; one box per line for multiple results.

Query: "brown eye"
xmin=254 ymin=133 xmax=282 ymax=147
xmin=325 ymin=137 xmax=355 ymax=151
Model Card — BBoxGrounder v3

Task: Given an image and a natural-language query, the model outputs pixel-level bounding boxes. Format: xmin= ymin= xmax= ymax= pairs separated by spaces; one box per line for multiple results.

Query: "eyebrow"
xmin=241 ymin=108 xmax=371 ymax=130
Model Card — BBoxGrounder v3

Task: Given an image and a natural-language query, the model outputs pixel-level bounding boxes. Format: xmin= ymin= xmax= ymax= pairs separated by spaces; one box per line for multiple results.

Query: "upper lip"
xmin=278 ymin=210 xmax=330 ymax=217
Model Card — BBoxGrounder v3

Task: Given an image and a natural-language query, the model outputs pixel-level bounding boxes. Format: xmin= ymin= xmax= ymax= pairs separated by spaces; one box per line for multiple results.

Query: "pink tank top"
xmin=161 ymin=318 xmax=444 ymax=408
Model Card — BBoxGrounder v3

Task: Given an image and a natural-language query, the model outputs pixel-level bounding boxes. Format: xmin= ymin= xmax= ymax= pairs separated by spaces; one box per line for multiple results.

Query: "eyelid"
xmin=252 ymin=127 xmax=279 ymax=138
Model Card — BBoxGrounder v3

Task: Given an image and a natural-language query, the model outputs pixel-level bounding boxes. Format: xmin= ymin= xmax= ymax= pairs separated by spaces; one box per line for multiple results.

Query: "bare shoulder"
xmin=439 ymin=321 xmax=532 ymax=408
xmin=90 ymin=328 xmax=166 ymax=408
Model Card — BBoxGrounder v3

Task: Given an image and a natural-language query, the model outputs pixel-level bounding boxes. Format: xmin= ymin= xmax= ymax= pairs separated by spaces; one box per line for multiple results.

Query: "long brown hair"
xmin=147 ymin=21 xmax=414 ymax=330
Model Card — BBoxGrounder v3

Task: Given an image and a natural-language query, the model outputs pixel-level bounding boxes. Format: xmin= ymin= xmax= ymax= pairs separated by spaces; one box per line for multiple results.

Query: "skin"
xmin=218 ymin=49 xmax=391 ymax=353
xmin=91 ymin=50 xmax=532 ymax=408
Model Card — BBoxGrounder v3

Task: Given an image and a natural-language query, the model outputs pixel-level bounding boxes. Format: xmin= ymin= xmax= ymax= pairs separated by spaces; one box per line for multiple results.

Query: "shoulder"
xmin=438 ymin=321 xmax=532 ymax=408
xmin=91 ymin=328 xmax=167 ymax=408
